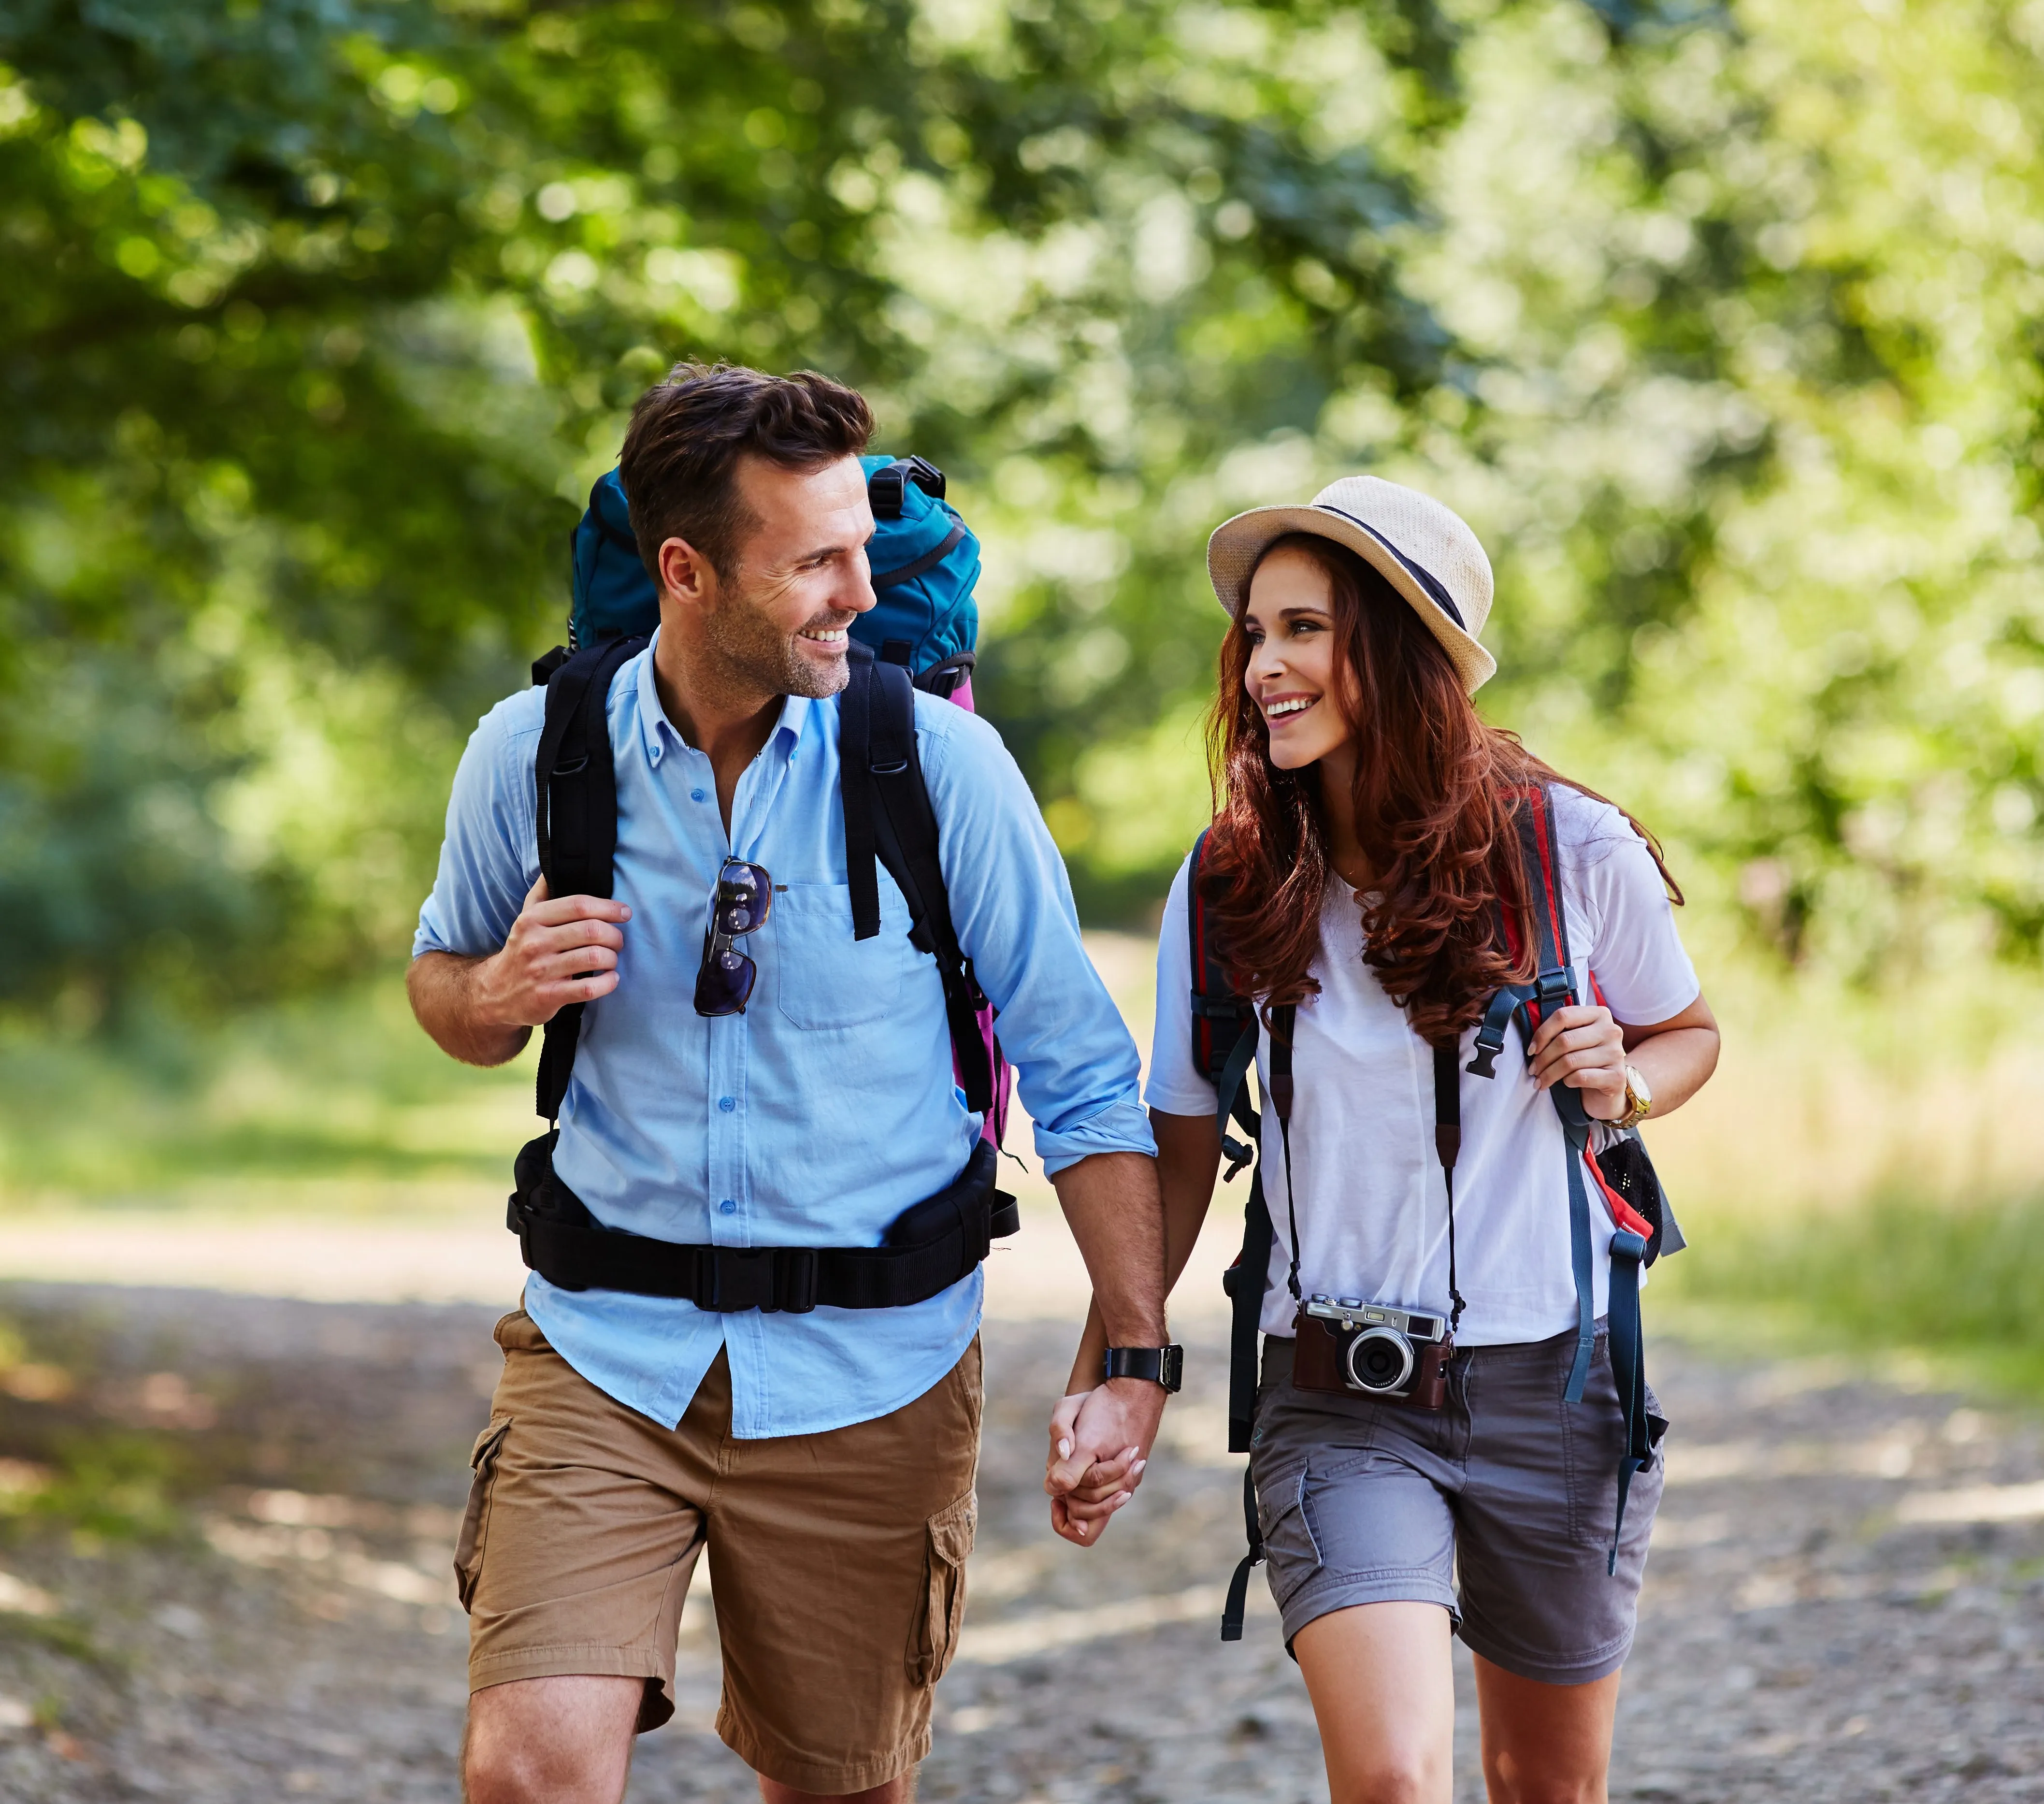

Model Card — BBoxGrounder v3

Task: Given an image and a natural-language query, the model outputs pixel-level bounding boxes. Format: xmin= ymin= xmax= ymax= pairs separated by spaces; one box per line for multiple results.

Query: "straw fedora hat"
xmin=1206 ymin=475 xmax=1498 ymax=693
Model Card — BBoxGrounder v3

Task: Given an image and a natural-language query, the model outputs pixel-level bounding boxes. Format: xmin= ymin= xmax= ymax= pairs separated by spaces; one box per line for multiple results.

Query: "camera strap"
xmin=1431 ymin=1043 xmax=1468 ymax=1333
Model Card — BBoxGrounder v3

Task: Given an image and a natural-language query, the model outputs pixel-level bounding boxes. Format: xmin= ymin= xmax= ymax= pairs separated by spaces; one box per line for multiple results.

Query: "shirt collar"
xmin=633 ymin=629 xmax=817 ymax=766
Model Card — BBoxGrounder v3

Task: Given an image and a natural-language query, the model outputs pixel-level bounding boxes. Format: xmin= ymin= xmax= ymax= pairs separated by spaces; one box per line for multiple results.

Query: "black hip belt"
xmin=508 ymin=1133 xmax=1019 ymax=1314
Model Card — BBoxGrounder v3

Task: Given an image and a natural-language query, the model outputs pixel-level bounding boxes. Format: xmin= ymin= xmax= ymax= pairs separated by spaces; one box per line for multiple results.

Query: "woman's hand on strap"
xmin=1530 ymin=993 xmax=1722 ymax=1124
xmin=1527 ymin=1003 xmax=1629 ymax=1119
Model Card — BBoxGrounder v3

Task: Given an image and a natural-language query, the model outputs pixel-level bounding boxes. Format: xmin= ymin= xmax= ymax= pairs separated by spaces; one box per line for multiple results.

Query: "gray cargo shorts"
xmin=1249 ymin=1324 xmax=1664 ymax=1686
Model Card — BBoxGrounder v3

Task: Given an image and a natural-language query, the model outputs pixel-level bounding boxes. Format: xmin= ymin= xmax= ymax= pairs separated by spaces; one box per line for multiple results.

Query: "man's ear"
xmin=657 ymin=536 xmax=720 ymax=612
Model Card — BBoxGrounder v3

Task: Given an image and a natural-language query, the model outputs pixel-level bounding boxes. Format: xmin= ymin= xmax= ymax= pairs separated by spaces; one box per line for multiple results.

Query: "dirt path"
xmin=0 ymin=1282 xmax=2039 ymax=1803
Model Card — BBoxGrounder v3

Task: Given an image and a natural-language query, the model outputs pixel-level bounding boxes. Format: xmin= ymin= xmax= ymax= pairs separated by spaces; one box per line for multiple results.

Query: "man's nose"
xmin=843 ymin=548 xmax=878 ymax=615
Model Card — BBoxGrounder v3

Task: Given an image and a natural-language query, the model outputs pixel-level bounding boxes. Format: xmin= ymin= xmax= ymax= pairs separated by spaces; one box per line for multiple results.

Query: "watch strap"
xmin=1103 ymin=1345 xmax=1184 ymax=1393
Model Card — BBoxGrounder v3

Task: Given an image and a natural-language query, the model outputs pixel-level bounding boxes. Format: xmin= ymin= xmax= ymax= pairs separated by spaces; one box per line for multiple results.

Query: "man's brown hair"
xmin=618 ymin=362 xmax=874 ymax=583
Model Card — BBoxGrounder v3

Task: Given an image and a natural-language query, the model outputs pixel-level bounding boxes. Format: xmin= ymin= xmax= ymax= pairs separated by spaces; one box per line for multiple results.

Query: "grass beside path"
xmin=0 ymin=974 xmax=533 ymax=1216
xmin=1658 ymin=1188 xmax=2044 ymax=1399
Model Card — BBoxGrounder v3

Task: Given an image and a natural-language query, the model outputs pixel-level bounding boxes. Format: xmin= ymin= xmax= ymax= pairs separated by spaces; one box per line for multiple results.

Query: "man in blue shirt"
xmin=409 ymin=365 xmax=1169 ymax=1804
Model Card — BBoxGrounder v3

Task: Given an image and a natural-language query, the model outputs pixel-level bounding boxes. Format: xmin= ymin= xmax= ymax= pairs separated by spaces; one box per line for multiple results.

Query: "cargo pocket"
xmin=1253 ymin=1462 xmax=1324 ymax=1609
xmin=907 ymin=1490 xmax=976 ymax=1688
xmin=453 ymin=1417 xmax=512 ymax=1613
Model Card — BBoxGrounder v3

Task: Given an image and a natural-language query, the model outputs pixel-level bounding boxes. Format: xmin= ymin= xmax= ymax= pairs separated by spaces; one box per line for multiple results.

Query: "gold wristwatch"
xmin=1614 ymin=1062 xmax=1653 ymax=1130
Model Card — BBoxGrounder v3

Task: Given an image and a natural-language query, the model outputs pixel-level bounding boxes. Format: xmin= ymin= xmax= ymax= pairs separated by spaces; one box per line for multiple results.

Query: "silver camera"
xmin=1299 ymin=1296 xmax=1451 ymax=1402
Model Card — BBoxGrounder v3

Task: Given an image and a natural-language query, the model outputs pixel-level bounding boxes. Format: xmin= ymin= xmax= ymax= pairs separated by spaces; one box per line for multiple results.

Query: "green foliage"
xmin=0 ymin=0 xmax=1466 ymax=1008
xmin=1665 ymin=1189 xmax=2044 ymax=1397
xmin=2 ymin=0 xmax=2043 ymax=1009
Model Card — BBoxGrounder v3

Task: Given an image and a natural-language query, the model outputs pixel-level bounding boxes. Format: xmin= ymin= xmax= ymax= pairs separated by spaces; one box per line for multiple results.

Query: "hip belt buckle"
xmin=705 ymin=1247 xmax=818 ymax=1314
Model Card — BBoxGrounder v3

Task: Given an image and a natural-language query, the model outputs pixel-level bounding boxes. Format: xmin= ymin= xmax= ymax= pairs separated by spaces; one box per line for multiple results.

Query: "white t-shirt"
xmin=1147 ymin=786 xmax=1701 ymax=1345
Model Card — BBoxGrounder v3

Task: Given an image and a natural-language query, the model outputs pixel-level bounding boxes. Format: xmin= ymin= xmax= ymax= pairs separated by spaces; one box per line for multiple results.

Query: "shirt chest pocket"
xmin=770 ymin=875 xmax=926 ymax=1031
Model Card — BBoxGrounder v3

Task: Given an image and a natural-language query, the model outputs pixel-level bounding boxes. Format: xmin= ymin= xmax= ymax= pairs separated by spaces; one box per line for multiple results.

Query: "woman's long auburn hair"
xmin=1200 ymin=533 xmax=1681 ymax=1045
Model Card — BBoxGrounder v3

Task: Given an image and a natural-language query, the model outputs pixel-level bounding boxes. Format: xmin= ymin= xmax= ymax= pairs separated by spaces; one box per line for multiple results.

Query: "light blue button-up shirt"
xmin=414 ymin=637 xmax=1154 ymax=1436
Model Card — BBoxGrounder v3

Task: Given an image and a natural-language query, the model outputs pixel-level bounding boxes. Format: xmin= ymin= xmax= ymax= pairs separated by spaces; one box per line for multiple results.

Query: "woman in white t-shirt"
xmin=1047 ymin=477 xmax=1720 ymax=1804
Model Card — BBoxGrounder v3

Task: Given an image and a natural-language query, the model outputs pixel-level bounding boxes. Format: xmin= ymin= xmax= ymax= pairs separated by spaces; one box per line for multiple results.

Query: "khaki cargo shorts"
xmin=456 ymin=1310 xmax=981 ymax=1795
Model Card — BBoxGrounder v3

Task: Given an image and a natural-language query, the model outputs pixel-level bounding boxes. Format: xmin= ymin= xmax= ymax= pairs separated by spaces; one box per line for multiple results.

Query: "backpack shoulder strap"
xmin=838 ymin=647 xmax=997 ymax=1114
xmin=1187 ymin=830 xmax=1261 ymax=1179
xmin=1467 ymin=780 xmax=1576 ymax=1079
xmin=1510 ymin=778 xmax=1574 ymax=1025
xmin=532 ymin=633 xmax=646 ymax=1122
xmin=1183 ymin=830 xmax=1276 ymax=1508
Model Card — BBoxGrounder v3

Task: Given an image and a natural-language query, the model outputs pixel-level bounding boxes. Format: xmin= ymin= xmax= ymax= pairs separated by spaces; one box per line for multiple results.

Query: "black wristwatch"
xmin=1103 ymin=1345 xmax=1185 ymax=1393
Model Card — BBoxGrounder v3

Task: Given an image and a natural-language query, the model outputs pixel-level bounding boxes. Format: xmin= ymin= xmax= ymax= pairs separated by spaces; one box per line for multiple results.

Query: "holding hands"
xmin=1043 ymin=1379 xmax=1162 ymax=1548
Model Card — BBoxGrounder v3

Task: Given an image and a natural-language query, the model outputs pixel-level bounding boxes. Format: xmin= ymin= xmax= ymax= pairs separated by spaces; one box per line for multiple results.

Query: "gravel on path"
xmin=0 ymin=1282 xmax=2039 ymax=1803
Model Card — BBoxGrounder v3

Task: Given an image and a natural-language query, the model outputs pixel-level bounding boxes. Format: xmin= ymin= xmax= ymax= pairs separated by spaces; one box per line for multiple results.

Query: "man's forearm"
xmin=407 ymin=951 xmax=533 ymax=1068
xmin=1062 ymin=1110 xmax=1221 ymax=1393
xmin=1050 ymin=1150 xmax=1168 ymax=1349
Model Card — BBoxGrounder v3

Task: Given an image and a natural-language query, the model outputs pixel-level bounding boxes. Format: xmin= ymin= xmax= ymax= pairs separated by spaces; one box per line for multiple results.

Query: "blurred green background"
xmin=3 ymin=0 xmax=2044 ymax=1385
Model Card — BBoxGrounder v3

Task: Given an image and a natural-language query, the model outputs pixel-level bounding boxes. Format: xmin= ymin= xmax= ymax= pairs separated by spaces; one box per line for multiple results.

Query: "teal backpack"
xmin=564 ymin=454 xmax=982 ymax=701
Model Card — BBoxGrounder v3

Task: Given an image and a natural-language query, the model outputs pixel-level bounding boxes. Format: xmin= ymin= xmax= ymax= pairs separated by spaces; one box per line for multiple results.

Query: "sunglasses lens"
xmin=715 ymin=862 xmax=772 ymax=935
xmin=693 ymin=948 xmax=757 ymax=1017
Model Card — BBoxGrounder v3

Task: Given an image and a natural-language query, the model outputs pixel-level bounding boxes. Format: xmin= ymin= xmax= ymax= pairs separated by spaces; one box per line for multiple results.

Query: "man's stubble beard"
xmin=700 ymin=574 xmax=850 ymax=705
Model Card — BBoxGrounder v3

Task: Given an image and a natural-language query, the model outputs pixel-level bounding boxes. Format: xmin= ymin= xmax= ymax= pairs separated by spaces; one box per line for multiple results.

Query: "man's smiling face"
xmin=704 ymin=453 xmax=877 ymax=699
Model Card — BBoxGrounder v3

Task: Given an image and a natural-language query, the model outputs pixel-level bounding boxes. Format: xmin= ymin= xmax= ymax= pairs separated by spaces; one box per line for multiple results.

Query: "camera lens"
xmin=1346 ymin=1326 xmax=1415 ymax=1395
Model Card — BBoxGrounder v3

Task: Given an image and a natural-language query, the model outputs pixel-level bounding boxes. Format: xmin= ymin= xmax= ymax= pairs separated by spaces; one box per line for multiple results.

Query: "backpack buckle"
xmin=773 ymin=1248 xmax=820 ymax=1314
xmin=705 ymin=1248 xmax=777 ymax=1312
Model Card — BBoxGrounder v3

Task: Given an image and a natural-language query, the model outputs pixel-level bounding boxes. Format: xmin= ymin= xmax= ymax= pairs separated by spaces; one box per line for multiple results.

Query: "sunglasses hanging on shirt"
xmin=693 ymin=857 xmax=773 ymax=1016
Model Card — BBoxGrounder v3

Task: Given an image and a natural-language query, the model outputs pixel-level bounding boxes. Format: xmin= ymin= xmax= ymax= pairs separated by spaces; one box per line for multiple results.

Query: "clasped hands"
xmin=1042 ymin=1376 xmax=1166 ymax=1549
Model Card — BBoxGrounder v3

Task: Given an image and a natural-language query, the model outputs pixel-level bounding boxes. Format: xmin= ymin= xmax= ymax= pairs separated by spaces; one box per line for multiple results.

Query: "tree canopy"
xmin=1 ymin=0 xmax=2040 ymax=1019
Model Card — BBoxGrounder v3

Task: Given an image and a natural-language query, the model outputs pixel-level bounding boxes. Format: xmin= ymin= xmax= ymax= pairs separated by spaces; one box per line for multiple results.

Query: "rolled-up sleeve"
xmin=918 ymin=704 xmax=1157 ymax=1176
xmin=412 ymin=690 xmax=545 ymax=961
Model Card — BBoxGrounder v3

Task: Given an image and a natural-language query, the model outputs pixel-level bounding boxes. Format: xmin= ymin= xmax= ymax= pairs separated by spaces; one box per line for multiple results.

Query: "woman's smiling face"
xmin=1243 ymin=542 xmax=1355 ymax=771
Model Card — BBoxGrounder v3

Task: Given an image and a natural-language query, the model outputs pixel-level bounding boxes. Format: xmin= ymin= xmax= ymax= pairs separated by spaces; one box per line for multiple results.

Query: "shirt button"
xmin=690 ymin=788 xmax=706 ymax=803
xmin=718 ymin=1096 xmax=736 ymax=1112
xmin=719 ymin=1198 xmax=737 ymax=1216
